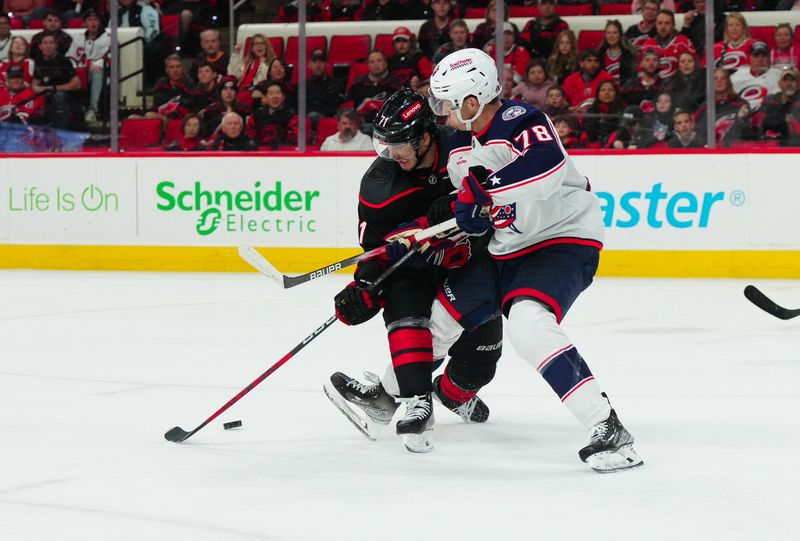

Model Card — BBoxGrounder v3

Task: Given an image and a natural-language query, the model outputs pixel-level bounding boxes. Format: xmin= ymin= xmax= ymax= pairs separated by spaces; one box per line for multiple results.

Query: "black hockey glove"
xmin=334 ymin=280 xmax=383 ymax=326
xmin=426 ymin=194 xmax=456 ymax=225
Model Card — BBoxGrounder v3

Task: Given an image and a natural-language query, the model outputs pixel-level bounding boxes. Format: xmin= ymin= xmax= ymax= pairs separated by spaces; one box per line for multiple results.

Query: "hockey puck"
xmin=223 ymin=420 xmax=242 ymax=430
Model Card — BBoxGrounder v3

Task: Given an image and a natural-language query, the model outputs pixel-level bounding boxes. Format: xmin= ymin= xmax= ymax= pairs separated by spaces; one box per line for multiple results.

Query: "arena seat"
xmin=578 ymin=30 xmax=605 ymax=52
xmin=374 ymin=34 xmax=395 ymax=58
xmin=328 ymin=34 xmax=371 ymax=65
xmin=120 ymin=119 xmax=162 ymax=148
xmin=269 ymin=36 xmax=284 ymax=58
xmin=314 ymin=116 xmax=339 ymax=146
xmin=345 ymin=63 xmax=370 ymax=91
xmin=28 ymin=19 xmax=45 ymax=30
xmin=509 ymin=6 xmax=539 ymax=18
xmin=75 ymin=67 xmax=88 ymax=92
xmin=161 ymin=15 xmax=181 ymax=38
xmin=285 ymin=35 xmax=327 ymax=66
xmin=164 ymin=120 xmax=183 ymax=145
xmin=67 ymin=18 xmax=84 ymax=29
xmin=599 ymin=3 xmax=633 ymax=15
xmin=10 ymin=18 xmax=23 ymax=30
xmin=750 ymin=26 xmax=777 ymax=50
xmin=464 ymin=7 xmax=484 ymax=19
xmin=557 ymin=4 xmax=594 ymax=16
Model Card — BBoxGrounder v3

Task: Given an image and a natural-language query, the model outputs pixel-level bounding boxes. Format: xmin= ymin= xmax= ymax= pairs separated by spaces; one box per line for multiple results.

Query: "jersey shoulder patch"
xmin=501 ymin=105 xmax=527 ymax=121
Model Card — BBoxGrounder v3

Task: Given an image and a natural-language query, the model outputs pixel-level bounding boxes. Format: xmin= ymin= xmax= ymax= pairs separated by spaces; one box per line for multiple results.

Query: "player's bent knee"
xmin=506 ymin=299 xmax=570 ymax=366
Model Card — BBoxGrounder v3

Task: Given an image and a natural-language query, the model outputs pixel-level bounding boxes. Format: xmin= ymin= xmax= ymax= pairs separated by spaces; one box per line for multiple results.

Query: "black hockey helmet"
xmin=372 ymin=87 xmax=436 ymax=161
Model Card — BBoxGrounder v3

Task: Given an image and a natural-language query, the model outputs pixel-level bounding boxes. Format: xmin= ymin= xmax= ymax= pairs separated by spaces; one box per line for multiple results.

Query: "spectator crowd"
xmin=3 ymin=0 xmax=800 ymax=150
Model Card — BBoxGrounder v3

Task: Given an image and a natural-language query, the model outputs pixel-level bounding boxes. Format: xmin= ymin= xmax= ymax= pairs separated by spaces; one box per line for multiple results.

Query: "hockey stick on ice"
xmin=164 ymin=241 xmax=426 ymax=444
xmin=238 ymin=217 xmax=459 ymax=289
xmin=744 ymin=285 xmax=800 ymax=320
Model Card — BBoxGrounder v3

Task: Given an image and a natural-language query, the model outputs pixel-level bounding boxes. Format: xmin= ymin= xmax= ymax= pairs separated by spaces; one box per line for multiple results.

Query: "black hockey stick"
xmin=238 ymin=218 xmax=459 ymax=289
xmin=164 ymin=242 xmax=424 ymax=443
xmin=744 ymin=285 xmax=800 ymax=320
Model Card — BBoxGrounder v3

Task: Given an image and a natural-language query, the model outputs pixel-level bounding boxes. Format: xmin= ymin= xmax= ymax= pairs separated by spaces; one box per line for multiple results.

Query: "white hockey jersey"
xmin=730 ymin=67 xmax=780 ymax=111
xmin=447 ymin=101 xmax=604 ymax=259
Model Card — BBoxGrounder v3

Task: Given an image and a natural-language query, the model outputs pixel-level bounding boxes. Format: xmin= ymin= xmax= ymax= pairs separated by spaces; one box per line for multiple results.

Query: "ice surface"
xmin=1 ymin=270 xmax=798 ymax=540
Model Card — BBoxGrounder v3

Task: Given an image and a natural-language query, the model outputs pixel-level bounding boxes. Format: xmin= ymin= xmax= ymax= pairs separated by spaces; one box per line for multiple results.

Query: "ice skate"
xmin=432 ymin=375 xmax=489 ymax=423
xmin=395 ymin=393 xmax=435 ymax=453
xmin=323 ymin=372 xmax=399 ymax=441
xmin=579 ymin=407 xmax=643 ymax=473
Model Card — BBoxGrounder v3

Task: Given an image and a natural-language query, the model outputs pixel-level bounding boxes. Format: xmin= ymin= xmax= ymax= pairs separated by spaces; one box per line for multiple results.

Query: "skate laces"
xmin=400 ymin=395 xmax=431 ymax=420
xmin=454 ymin=398 xmax=477 ymax=421
xmin=346 ymin=372 xmax=381 ymax=394
xmin=589 ymin=420 xmax=609 ymax=443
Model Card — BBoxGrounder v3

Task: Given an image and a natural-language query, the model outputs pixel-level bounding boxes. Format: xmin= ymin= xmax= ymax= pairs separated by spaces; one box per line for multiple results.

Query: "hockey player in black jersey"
xmin=326 ymin=88 xmax=502 ymax=452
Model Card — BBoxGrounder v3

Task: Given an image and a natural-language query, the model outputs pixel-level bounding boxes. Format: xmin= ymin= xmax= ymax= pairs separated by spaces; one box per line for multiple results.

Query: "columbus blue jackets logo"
xmin=491 ymin=203 xmax=522 ymax=234
xmin=502 ymin=106 xmax=526 ymax=121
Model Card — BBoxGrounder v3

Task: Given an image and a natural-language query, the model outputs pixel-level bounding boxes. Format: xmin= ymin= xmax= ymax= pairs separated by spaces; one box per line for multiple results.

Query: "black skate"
xmin=579 ymin=403 xmax=643 ymax=473
xmin=433 ymin=375 xmax=489 ymax=423
xmin=323 ymin=372 xmax=399 ymax=441
xmin=395 ymin=393 xmax=435 ymax=453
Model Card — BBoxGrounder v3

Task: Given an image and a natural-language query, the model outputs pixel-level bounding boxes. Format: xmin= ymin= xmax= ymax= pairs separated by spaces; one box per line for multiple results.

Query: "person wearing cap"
xmin=521 ymin=0 xmax=569 ymax=59
xmin=320 ymin=107 xmax=372 ymax=151
xmin=731 ymin=41 xmax=780 ymax=112
xmin=612 ymin=105 xmax=657 ymax=149
xmin=387 ymin=26 xmax=433 ymax=87
xmin=418 ymin=0 xmax=454 ymax=60
xmin=228 ymin=33 xmax=276 ymax=90
xmin=639 ymin=9 xmax=696 ymax=80
xmin=199 ymin=74 xmax=252 ymax=138
xmin=495 ymin=21 xmax=530 ymax=80
xmin=343 ymin=50 xmax=401 ymax=127
xmin=65 ymin=9 xmax=110 ymax=124
xmin=30 ymin=10 xmax=72 ymax=62
xmin=625 ymin=0 xmax=658 ymax=49
xmin=754 ymin=65 xmax=799 ymax=144
xmin=306 ymin=49 xmax=344 ymax=119
xmin=0 ymin=63 xmax=44 ymax=124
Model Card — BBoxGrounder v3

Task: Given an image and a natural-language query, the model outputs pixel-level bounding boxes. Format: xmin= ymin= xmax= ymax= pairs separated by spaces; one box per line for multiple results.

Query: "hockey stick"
xmin=164 ymin=241 xmax=425 ymax=443
xmin=744 ymin=285 xmax=800 ymax=320
xmin=238 ymin=217 xmax=459 ymax=289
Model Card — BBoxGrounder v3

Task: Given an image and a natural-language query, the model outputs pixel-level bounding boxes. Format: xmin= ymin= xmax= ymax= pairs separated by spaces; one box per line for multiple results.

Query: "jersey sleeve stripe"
xmin=487 ymin=158 xmax=566 ymax=194
xmin=358 ymin=186 xmax=425 ymax=209
xmin=490 ymin=237 xmax=604 ymax=261
xmin=448 ymin=146 xmax=472 ymax=158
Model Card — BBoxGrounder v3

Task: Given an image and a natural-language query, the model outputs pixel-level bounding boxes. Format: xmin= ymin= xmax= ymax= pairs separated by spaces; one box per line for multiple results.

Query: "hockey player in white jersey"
xmin=427 ymin=48 xmax=643 ymax=473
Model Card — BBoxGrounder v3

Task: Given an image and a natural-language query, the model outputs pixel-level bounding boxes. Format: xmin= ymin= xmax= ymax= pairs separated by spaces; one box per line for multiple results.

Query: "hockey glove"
xmin=426 ymin=194 xmax=456 ymax=225
xmin=383 ymin=219 xmax=431 ymax=270
xmin=455 ymin=166 xmax=493 ymax=235
xmin=334 ymin=280 xmax=382 ymax=326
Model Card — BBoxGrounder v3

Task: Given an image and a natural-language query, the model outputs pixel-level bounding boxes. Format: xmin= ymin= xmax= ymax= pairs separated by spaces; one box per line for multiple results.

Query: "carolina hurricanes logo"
xmin=740 ymin=84 xmax=768 ymax=105
xmin=490 ymin=203 xmax=522 ymax=234
xmin=400 ymin=101 xmax=422 ymax=121
xmin=659 ymin=56 xmax=679 ymax=79
xmin=719 ymin=51 xmax=748 ymax=70
xmin=715 ymin=113 xmax=737 ymax=140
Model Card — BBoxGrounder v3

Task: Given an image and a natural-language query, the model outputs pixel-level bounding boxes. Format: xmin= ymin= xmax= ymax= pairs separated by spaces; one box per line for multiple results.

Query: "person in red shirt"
xmin=165 ymin=113 xmax=204 ymax=151
xmin=639 ymin=10 xmax=696 ymax=81
xmin=714 ymin=12 xmax=756 ymax=72
xmin=0 ymin=64 xmax=44 ymax=124
xmin=562 ymin=49 xmax=614 ymax=111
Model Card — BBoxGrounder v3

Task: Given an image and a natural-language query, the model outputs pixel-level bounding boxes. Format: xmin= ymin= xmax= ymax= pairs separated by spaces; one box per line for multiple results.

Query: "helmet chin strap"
xmin=456 ymin=102 xmax=486 ymax=132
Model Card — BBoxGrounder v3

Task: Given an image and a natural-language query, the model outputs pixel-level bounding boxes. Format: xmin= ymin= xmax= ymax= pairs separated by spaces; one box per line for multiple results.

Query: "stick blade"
xmin=744 ymin=285 xmax=796 ymax=320
xmin=238 ymin=246 xmax=286 ymax=288
xmin=164 ymin=426 xmax=191 ymax=443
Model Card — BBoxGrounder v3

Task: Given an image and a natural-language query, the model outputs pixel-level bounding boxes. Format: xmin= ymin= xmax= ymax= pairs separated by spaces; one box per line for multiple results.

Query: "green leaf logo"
xmin=196 ymin=207 xmax=222 ymax=236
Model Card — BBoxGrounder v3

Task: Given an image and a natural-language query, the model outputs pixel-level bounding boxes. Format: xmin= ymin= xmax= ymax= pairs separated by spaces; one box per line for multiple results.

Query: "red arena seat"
xmin=10 ymin=18 xmax=23 ymax=30
xmin=328 ymin=34 xmax=371 ymax=65
xmin=345 ymin=63 xmax=370 ymax=91
xmin=160 ymin=15 xmax=181 ymax=38
xmin=27 ymin=19 xmax=45 ymax=29
xmin=557 ymin=4 xmax=594 ymax=16
xmin=164 ymin=120 xmax=183 ymax=146
xmin=599 ymin=3 xmax=633 ymax=15
xmin=285 ymin=36 xmax=327 ymax=66
xmin=269 ymin=36 xmax=284 ymax=59
xmin=314 ymin=117 xmax=339 ymax=146
xmin=374 ymin=34 xmax=395 ymax=59
xmin=750 ymin=26 xmax=777 ymax=51
xmin=67 ymin=18 xmax=84 ymax=29
xmin=509 ymin=6 xmax=539 ymax=17
xmin=464 ymin=7 xmax=484 ymax=18
xmin=578 ymin=30 xmax=605 ymax=52
xmin=120 ymin=119 xmax=162 ymax=148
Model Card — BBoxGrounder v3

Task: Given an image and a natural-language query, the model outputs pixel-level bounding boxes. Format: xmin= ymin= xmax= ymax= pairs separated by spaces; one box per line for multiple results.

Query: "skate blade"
xmin=323 ymin=382 xmax=382 ymax=441
xmin=402 ymin=430 xmax=434 ymax=453
xmin=587 ymin=444 xmax=644 ymax=473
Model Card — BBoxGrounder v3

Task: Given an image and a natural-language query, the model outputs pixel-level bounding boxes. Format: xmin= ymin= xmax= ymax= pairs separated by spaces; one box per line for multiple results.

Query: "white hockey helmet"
xmin=428 ymin=48 xmax=502 ymax=130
